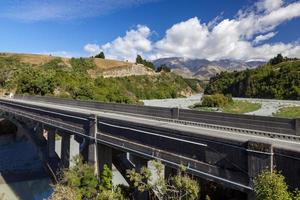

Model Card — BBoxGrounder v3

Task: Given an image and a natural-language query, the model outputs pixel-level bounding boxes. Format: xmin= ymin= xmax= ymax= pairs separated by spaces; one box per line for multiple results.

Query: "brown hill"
xmin=1 ymin=52 xmax=155 ymax=78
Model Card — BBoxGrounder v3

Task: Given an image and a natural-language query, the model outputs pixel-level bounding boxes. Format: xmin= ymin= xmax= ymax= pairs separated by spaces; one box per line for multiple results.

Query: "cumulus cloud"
xmin=256 ymin=0 xmax=283 ymax=13
xmin=253 ymin=32 xmax=277 ymax=44
xmin=86 ymin=25 xmax=152 ymax=61
xmin=84 ymin=44 xmax=101 ymax=55
xmin=84 ymin=0 xmax=300 ymax=61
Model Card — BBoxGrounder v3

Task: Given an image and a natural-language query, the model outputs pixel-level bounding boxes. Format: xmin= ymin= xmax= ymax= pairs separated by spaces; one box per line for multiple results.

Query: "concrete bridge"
xmin=0 ymin=95 xmax=300 ymax=200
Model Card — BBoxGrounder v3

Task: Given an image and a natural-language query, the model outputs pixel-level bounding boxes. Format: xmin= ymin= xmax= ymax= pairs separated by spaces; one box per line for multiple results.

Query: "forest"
xmin=205 ymin=55 xmax=300 ymax=100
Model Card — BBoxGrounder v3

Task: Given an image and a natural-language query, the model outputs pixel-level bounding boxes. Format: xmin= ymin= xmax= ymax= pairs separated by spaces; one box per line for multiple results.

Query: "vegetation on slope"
xmin=205 ymin=55 xmax=300 ymax=100
xmin=0 ymin=54 xmax=201 ymax=103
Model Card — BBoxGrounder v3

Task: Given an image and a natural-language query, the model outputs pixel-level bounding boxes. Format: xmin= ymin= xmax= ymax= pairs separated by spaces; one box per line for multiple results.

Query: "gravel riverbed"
xmin=142 ymin=94 xmax=300 ymax=116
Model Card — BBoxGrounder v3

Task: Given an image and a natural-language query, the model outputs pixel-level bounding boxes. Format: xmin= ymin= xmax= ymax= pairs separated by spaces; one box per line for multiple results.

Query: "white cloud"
xmin=256 ymin=0 xmax=283 ymax=13
xmin=38 ymin=51 xmax=78 ymax=58
xmin=84 ymin=44 xmax=101 ymax=55
xmin=0 ymin=0 xmax=159 ymax=21
xmin=84 ymin=0 xmax=300 ymax=61
xmin=253 ymin=32 xmax=277 ymax=44
xmin=85 ymin=25 xmax=152 ymax=61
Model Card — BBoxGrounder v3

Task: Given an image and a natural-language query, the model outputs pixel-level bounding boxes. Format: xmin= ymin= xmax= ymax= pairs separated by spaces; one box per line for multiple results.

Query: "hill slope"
xmin=153 ymin=57 xmax=265 ymax=80
xmin=0 ymin=53 xmax=201 ymax=103
xmin=204 ymin=60 xmax=300 ymax=100
xmin=1 ymin=53 xmax=155 ymax=77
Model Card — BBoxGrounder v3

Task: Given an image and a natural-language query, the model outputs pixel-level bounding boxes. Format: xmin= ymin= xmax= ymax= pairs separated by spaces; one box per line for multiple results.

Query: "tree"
xmin=254 ymin=170 xmax=291 ymax=200
xmin=135 ymin=55 xmax=155 ymax=70
xmin=127 ymin=160 xmax=200 ymax=200
xmin=100 ymin=164 xmax=113 ymax=192
xmin=156 ymin=64 xmax=171 ymax=73
xmin=95 ymin=52 xmax=105 ymax=59
xmin=136 ymin=55 xmax=143 ymax=64
xmin=269 ymin=54 xmax=284 ymax=65
xmin=50 ymin=156 xmax=128 ymax=200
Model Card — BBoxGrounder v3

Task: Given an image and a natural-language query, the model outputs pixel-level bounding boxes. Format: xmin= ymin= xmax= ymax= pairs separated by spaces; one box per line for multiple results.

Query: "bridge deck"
xmin=2 ymin=97 xmax=299 ymax=152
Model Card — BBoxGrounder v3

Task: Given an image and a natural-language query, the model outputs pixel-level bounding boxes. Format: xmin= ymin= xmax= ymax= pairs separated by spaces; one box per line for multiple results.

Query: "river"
xmin=0 ymin=133 xmax=53 ymax=200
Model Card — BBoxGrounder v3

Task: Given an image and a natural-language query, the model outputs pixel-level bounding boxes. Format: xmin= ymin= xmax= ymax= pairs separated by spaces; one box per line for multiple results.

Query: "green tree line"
xmin=205 ymin=55 xmax=300 ymax=100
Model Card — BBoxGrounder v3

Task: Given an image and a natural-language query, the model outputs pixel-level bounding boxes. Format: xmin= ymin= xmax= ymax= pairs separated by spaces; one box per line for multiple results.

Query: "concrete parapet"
xmin=295 ymin=118 xmax=300 ymax=136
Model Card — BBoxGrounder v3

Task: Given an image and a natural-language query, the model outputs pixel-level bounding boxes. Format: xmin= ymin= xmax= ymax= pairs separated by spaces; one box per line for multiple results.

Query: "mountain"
xmin=153 ymin=57 xmax=266 ymax=80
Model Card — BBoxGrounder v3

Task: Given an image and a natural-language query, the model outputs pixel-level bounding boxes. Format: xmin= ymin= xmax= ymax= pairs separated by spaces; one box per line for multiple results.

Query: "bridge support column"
xmin=247 ymin=141 xmax=273 ymax=199
xmin=130 ymin=154 xmax=149 ymax=200
xmin=112 ymin=150 xmax=133 ymax=184
xmin=97 ymin=143 xmax=112 ymax=178
xmin=61 ymin=133 xmax=71 ymax=168
xmin=164 ymin=165 xmax=178 ymax=180
xmin=47 ymin=129 xmax=56 ymax=158
xmin=81 ymin=114 xmax=97 ymax=166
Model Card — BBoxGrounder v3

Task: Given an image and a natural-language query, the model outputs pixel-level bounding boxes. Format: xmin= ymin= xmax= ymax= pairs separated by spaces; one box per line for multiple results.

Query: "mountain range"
xmin=153 ymin=57 xmax=266 ymax=80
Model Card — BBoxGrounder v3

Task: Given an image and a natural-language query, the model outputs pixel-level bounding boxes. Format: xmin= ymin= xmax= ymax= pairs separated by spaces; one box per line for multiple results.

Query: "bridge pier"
xmin=130 ymin=154 xmax=149 ymax=200
xmin=96 ymin=143 xmax=112 ymax=177
xmin=164 ymin=165 xmax=178 ymax=180
xmin=61 ymin=133 xmax=71 ymax=168
xmin=47 ymin=129 xmax=56 ymax=158
xmin=247 ymin=141 xmax=273 ymax=199
xmin=81 ymin=114 xmax=97 ymax=166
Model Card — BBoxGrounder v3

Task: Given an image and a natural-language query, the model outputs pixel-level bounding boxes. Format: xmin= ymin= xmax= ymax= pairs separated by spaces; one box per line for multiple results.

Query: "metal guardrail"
xmin=12 ymin=95 xmax=299 ymax=136
xmin=0 ymin=101 xmax=86 ymax=135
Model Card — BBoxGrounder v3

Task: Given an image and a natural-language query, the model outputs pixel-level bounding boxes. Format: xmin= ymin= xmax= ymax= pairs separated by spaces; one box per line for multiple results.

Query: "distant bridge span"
xmin=0 ymin=95 xmax=299 ymax=200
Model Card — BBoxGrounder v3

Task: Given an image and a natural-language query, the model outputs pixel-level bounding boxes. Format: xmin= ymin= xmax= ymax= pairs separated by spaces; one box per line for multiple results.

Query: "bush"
xmin=95 ymin=52 xmax=105 ymax=59
xmin=127 ymin=160 xmax=200 ymax=200
xmin=201 ymin=94 xmax=233 ymax=107
xmin=254 ymin=170 xmax=291 ymax=200
xmin=50 ymin=156 xmax=128 ymax=200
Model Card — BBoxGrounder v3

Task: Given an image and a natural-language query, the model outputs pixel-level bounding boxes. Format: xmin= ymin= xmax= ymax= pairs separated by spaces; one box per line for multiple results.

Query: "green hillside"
xmin=205 ymin=56 xmax=300 ymax=100
xmin=0 ymin=53 xmax=201 ymax=103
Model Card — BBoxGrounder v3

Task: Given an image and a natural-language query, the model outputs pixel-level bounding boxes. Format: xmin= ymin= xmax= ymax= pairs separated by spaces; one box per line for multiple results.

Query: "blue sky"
xmin=0 ymin=0 xmax=299 ymax=61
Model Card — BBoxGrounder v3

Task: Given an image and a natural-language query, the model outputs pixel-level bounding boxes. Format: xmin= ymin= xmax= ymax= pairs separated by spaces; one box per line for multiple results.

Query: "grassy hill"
xmin=204 ymin=59 xmax=300 ymax=100
xmin=0 ymin=53 xmax=202 ymax=103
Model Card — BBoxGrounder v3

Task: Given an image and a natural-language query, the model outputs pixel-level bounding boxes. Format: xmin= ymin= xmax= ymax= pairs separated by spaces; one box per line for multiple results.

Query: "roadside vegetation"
xmin=205 ymin=54 xmax=300 ymax=100
xmin=191 ymin=94 xmax=261 ymax=114
xmin=50 ymin=155 xmax=300 ymax=200
xmin=0 ymin=54 xmax=202 ymax=104
xmin=254 ymin=170 xmax=300 ymax=200
xmin=273 ymin=106 xmax=300 ymax=118
xmin=50 ymin=156 xmax=201 ymax=200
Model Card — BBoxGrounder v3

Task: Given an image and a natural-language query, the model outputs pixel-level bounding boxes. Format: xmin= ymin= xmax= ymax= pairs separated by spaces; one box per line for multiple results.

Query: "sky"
xmin=0 ymin=0 xmax=299 ymax=61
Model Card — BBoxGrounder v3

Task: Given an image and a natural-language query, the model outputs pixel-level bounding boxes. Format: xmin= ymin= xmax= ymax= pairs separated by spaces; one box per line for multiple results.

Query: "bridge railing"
xmin=13 ymin=95 xmax=299 ymax=136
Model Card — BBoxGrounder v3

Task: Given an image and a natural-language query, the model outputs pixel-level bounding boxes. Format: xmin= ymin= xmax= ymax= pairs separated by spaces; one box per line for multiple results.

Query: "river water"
xmin=0 ymin=134 xmax=53 ymax=200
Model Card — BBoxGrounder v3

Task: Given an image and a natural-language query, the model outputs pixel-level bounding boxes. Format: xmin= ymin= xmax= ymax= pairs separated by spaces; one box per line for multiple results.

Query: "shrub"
xmin=254 ymin=170 xmax=291 ymax=200
xmin=127 ymin=160 xmax=200 ymax=200
xmin=201 ymin=94 xmax=233 ymax=107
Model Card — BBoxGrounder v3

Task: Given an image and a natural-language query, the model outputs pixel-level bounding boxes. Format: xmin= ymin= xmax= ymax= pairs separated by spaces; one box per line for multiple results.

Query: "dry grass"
xmin=0 ymin=52 xmax=155 ymax=78
xmin=1 ymin=52 xmax=133 ymax=69
xmin=93 ymin=57 xmax=133 ymax=69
